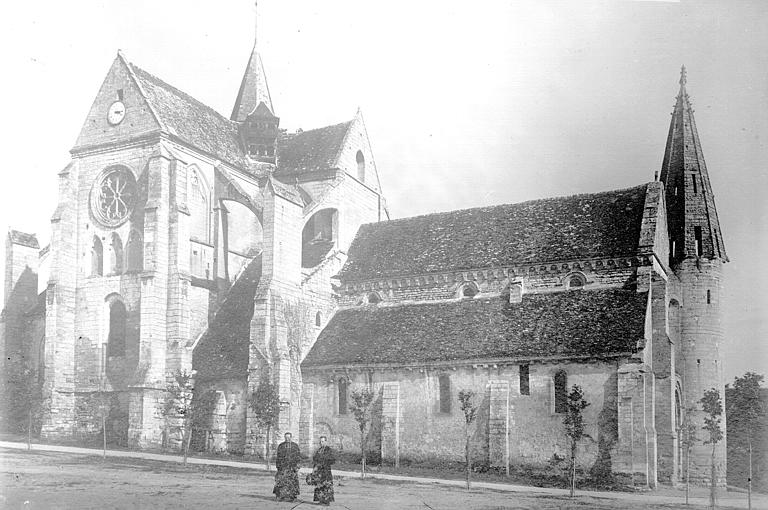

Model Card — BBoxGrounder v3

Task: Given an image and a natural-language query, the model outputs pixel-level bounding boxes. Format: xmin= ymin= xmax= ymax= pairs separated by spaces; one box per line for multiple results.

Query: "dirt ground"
xmin=0 ymin=449 xmax=739 ymax=509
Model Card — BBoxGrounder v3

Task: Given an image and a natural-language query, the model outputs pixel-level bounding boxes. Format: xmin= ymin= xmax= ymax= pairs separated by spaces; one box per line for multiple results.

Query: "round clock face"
xmin=91 ymin=166 xmax=137 ymax=227
xmin=107 ymin=101 xmax=126 ymax=125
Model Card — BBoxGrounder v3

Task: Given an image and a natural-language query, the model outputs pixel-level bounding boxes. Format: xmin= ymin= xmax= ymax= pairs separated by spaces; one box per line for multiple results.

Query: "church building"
xmin=1 ymin=14 xmax=727 ymax=488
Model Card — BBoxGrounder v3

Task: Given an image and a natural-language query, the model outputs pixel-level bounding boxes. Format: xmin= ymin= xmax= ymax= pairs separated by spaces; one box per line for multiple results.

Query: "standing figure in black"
xmin=312 ymin=435 xmax=336 ymax=505
xmin=273 ymin=432 xmax=301 ymax=502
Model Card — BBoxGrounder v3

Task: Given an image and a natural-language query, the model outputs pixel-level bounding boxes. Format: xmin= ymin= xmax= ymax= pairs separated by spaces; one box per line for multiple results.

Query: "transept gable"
xmin=72 ymin=53 xmax=162 ymax=153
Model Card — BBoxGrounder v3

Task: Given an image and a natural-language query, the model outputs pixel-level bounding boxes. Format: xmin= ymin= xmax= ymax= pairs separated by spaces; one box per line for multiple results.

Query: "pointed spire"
xmin=659 ymin=67 xmax=728 ymax=264
xmin=231 ymin=1 xmax=274 ymax=121
xmin=254 ymin=1 xmax=258 ymax=49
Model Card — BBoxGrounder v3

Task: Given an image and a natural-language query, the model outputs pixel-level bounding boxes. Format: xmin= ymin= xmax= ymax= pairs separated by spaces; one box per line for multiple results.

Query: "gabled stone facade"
xmin=0 ymin=19 xmax=727 ymax=490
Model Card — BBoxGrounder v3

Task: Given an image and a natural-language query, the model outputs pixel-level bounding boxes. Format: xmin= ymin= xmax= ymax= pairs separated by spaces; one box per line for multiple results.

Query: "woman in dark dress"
xmin=312 ymin=436 xmax=336 ymax=505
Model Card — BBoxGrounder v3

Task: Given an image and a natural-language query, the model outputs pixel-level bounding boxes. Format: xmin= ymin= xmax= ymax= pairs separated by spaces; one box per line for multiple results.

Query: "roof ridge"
xmin=288 ymin=120 xmax=353 ymax=137
xmin=128 ymin=60 xmax=237 ymax=128
xmin=373 ymin=183 xmax=650 ymax=225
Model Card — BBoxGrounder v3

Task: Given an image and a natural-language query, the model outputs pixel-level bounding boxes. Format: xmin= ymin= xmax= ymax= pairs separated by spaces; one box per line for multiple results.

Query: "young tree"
xmin=248 ymin=377 xmax=281 ymax=470
xmin=726 ymin=373 xmax=765 ymax=510
xmin=679 ymin=407 xmax=699 ymax=506
xmin=349 ymin=387 xmax=375 ymax=479
xmin=163 ymin=370 xmax=216 ymax=465
xmin=13 ymin=367 xmax=50 ymax=450
xmin=563 ymin=385 xmax=591 ymax=497
xmin=458 ymin=389 xmax=478 ymax=490
xmin=700 ymin=388 xmax=724 ymax=509
xmin=77 ymin=387 xmax=111 ymax=458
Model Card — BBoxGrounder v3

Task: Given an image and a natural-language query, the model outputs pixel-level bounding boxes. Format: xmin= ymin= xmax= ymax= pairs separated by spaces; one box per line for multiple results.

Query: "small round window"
xmin=91 ymin=166 xmax=137 ymax=227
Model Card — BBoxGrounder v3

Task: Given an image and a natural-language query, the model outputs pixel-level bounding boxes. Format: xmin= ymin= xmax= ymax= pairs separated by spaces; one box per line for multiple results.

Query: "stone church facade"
xmin=1 ymin=23 xmax=727 ymax=488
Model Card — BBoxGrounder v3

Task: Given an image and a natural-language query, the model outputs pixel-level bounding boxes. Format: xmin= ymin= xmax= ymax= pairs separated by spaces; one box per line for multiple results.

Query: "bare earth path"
xmin=0 ymin=448 xmax=757 ymax=509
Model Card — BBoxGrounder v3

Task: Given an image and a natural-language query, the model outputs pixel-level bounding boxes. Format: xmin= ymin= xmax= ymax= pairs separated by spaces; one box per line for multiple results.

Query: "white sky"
xmin=0 ymin=1 xmax=766 ymax=380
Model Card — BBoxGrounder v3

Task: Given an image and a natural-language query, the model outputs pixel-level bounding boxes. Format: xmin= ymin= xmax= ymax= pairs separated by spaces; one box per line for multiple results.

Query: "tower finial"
xmin=254 ymin=1 xmax=258 ymax=49
xmin=679 ymin=65 xmax=687 ymax=87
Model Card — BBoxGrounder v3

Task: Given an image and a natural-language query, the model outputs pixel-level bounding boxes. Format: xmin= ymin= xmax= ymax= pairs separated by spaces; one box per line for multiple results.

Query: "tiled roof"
xmin=338 ymin=184 xmax=650 ymax=281
xmin=127 ymin=61 xmax=248 ymax=167
xmin=303 ymin=288 xmax=648 ymax=367
xmin=8 ymin=230 xmax=39 ymax=249
xmin=276 ymin=122 xmax=352 ymax=175
xmin=193 ymin=254 xmax=262 ymax=381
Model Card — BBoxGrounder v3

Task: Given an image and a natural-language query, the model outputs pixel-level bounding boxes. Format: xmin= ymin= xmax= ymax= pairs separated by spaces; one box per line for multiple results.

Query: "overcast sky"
xmin=0 ymin=1 xmax=765 ymax=380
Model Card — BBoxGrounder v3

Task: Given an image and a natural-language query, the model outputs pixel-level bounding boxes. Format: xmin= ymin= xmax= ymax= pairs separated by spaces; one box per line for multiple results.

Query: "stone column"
xmin=616 ymin=362 xmax=656 ymax=487
xmin=488 ymin=380 xmax=510 ymax=471
xmin=380 ymin=382 xmax=400 ymax=467
xmin=129 ymin=148 xmax=171 ymax=448
xmin=299 ymin=383 xmax=315 ymax=453
xmin=42 ymin=162 xmax=79 ymax=438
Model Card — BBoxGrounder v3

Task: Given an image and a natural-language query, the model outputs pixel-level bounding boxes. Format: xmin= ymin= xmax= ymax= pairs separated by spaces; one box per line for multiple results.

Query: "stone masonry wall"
xmin=304 ymin=360 xmax=620 ymax=470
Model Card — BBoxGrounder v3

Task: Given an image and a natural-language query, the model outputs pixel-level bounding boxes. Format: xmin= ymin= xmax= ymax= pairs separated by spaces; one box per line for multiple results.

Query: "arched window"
xmin=554 ymin=370 xmax=568 ymax=413
xmin=110 ymin=233 xmax=124 ymax=274
xmin=366 ymin=292 xmax=382 ymax=304
xmin=356 ymin=150 xmax=365 ymax=182
xmin=338 ymin=378 xmax=348 ymax=415
xmin=566 ymin=273 xmax=585 ymax=290
xmin=519 ymin=364 xmax=530 ymax=396
xmin=315 ymin=311 xmax=322 ymax=327
xmin=438 ymin=374 xmax=451 ymax=413
xmin=302 ymin=209 xmax=338 ymax=268
xmin=125 ymin=230 xmax=143 ymax=272
xmin=107 ymin=300 xmax=127 ymax=357
xmin=91 ymin=236 xmax=103 ymax=276
xmin=189 ymin=167 xmax=210 ymax=242
xmin=459 ymin=283 xmax=478 ymax=299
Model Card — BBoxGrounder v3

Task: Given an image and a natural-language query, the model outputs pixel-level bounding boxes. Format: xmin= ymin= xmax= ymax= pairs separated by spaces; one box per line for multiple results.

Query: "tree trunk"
xmin=183 ymin=422 xmax=192 ymax=466
xmin=102 ymin=412 xmax=107 ymax=459
xmin=748 ymin=439 xmax=753 ymax=510
xmin=361 ymin=430 xmax=366 ymax=479
xmin=27 ymin=409 xmax=32 ymax=450
xmin=710 ymin=444 xmax=716 ymax=509
xmin=570 ymin=441 xmax=577 ymax=498
xmin=465 ymin=428 xmax=471 ymax=490
xmin=685 ymin=442 xmax=691 ymax=506
xmin=265 ymin=426 xmax=271 ymax=471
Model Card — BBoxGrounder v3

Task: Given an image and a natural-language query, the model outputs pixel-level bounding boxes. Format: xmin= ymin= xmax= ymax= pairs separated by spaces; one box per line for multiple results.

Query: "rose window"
xmin=91 ymin=166 xmax=137 ymax=227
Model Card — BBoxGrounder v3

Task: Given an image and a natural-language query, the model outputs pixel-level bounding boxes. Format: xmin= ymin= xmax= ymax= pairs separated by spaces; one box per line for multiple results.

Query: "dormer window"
xmin=459 ymin=283 xmax=478 ymax=299
xmin=565 ymin=273 xmax=586 ymax=290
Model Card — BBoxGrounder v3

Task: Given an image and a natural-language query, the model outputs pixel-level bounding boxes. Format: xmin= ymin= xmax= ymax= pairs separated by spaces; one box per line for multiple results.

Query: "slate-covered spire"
xmin=659 ymin=66 xmax=727 ymax=265
xmin=231 ymin=1 xmax=274 ymax=121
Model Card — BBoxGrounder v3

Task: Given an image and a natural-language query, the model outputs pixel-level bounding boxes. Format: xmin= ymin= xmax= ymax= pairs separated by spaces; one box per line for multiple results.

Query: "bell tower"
xmin=232 ymin=1 xmax=279 ymax=164
xmin=660 ymin=66 xmax=728 ymax=484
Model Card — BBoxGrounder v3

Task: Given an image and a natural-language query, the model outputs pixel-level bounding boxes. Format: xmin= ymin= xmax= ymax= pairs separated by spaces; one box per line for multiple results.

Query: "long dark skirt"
xmin=273 ymin=467 xmax=300 ymax=501
xmin=313 ymin=468 xmax=334 ymax=504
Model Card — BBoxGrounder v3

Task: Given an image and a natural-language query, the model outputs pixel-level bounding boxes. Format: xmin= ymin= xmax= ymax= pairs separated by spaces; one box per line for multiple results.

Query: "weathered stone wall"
xmin=339 ymin=260 xmax=639 ymax=307
xmin=677 ymin=258 xmax=726 ymax=484
xmin=304 ymin=360 xmax=620 ymax=470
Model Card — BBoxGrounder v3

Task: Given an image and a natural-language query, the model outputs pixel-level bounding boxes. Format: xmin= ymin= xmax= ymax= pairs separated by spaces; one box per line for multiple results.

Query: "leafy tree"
xmin=12 ymin=367 xmax=50 ymax=450
xmin=700 ymin=388 xmax=724 ymax=509
xmin=726 ymin=372 xmax=765 ymax=510
xmin=163 ymin=370 xmax=217 ymax=465
xmin=248 ymin=377 xmax=281 ymax=470
xmin=349 ymin=387 xmax=375 ymax=478
xmin=563 ymin=385 xmax=591 ymax=497
xmin=458 ymin=389 xmax=478 ymax=490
